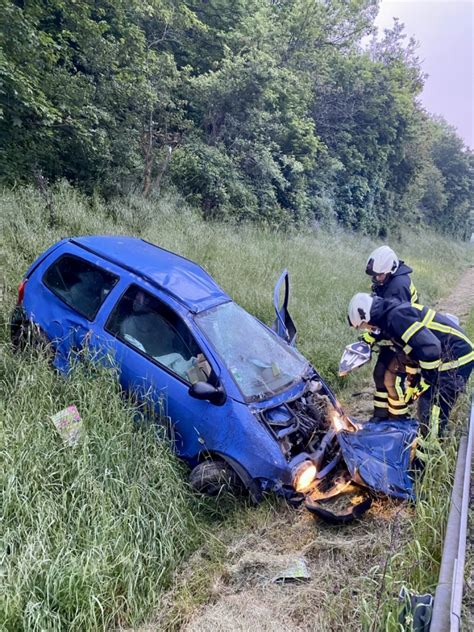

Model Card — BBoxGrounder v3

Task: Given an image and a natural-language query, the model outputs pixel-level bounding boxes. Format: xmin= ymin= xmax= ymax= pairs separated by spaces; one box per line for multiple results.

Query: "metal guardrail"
xmin=430 ymin=396 xmax=474 ymax=632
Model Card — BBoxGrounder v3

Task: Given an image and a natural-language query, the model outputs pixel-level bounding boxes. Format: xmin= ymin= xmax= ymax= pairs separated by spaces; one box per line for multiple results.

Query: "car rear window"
xmin=43 ymin=254 xmax=119 ymax=320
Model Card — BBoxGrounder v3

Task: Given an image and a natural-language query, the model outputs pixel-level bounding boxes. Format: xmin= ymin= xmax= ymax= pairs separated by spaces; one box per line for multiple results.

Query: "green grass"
xmin=0 ymin=350 xmax=205 ymax=630
xmin=0 ymin=182 xmax=472 ymax=630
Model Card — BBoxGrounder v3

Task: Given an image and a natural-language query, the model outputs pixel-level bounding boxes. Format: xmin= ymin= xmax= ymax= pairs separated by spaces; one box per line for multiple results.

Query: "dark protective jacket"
xmin=369 ymin=298 xmax=474 ymax=385
xmin=372 ymin=262 xmax=418 ymax=304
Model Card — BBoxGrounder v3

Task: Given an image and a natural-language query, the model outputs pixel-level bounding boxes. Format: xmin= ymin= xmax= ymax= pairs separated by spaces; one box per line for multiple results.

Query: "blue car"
xmin=11 ymin=236 xmax=417 ymax=522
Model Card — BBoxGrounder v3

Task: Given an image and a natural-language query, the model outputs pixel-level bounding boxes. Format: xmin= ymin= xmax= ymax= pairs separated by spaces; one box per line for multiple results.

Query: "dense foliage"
xmin=1 ymin=0 xmax=472 ymax=236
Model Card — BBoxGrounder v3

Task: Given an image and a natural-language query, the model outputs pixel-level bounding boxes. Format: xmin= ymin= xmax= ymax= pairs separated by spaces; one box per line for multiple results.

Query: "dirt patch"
xmin=435 ymin=265 xmax=474 ymax=323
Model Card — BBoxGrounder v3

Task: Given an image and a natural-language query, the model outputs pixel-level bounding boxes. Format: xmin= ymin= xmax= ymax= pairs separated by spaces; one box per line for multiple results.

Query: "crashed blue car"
xmin=11 ymin=236 xmax=417 ymax=522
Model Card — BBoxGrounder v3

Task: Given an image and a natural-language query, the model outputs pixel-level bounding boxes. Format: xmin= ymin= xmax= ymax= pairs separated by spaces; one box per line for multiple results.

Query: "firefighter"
xmin=362 ymin=246 xmax=419 ymax=421
xmin=348 ymin=293 xmax=474 ymax=434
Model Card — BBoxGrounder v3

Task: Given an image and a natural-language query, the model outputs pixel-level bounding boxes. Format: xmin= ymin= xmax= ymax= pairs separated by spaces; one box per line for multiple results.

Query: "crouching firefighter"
xmin=348 ymin=293 xmax=474 ymax=434
xmin=363 ymin=246 xmax=419 ymax=421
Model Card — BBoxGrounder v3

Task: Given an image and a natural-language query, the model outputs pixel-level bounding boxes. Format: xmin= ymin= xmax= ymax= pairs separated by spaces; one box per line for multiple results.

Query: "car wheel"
xmin=189 ymin=459 xmax=243 ymax=497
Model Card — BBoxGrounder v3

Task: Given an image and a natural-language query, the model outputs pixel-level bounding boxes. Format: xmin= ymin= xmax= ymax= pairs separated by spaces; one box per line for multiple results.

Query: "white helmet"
xmin=348 ymin=293 xmax=374 ymax=328
xmin=366 ymin=246 xmax=399 ymax=277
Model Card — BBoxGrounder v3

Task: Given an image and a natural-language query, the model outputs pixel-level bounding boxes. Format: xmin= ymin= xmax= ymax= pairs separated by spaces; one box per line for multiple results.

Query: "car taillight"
xmin=17 ymin=279 xmax=27 ymax=305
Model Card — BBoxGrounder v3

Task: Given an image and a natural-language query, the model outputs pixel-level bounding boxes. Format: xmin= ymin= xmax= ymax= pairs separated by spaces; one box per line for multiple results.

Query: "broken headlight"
xmin=293 ymin=460 xmax=317 ymax=492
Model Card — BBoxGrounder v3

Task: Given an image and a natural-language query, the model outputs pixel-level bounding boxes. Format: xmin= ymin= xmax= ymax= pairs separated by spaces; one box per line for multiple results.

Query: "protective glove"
xmin=405 ymin=378 xmax=430 ymax=404
xmin=359 ymin=331 xmax=377 ymax=346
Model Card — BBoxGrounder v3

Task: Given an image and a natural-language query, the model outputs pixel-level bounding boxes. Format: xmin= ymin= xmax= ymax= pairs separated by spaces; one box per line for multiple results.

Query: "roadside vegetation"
xmin=1 ymin=1 xmax=473 ymax=238
xmin=1 ymin=185 xmax=472 ymax=630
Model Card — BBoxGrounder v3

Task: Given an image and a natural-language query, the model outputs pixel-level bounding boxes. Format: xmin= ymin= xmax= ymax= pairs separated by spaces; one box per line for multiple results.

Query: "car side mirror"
xmin=188 ymin=381 xmax=227 ymax=406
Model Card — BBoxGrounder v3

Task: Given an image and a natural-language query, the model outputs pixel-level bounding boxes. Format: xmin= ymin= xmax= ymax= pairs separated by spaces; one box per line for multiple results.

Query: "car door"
xmin=101 ymin=283 xmax=230 ymax=459
xmin=28 ymin=251 xmax=120 ymax=372
xmin=272 ymin=269 xmax=297 ymax=346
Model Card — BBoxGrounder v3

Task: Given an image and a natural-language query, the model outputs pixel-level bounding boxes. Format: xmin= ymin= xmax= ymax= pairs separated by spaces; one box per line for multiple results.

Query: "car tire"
xmin=189 ymin=459 xmax=243 ymax=497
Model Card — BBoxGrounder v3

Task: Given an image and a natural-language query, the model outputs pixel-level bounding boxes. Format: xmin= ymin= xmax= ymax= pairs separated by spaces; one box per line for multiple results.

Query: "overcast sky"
xmin=375 ymin=0 xmax=473 ymax=148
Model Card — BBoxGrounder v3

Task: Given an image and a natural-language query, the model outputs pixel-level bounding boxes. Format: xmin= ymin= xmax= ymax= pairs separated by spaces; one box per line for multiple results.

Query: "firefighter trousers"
xmin=417 ymin=361 xmax=473 ymax=435
xmin=373 ymin=346 xmax=409 ymax=420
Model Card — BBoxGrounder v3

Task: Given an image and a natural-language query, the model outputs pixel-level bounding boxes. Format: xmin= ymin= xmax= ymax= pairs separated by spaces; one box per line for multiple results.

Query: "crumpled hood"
xmin=337 ymin=419 xmax=418 ymax=499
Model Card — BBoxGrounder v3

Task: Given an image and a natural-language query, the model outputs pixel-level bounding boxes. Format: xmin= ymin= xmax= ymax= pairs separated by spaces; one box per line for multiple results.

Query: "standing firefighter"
xmin=363 ymin=246 xmax=418 ymax=421
xmin=348 ymin=293 xmax=474 ymax=434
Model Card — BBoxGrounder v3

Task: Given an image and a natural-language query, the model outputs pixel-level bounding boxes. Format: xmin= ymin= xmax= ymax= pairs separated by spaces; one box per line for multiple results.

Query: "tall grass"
xmin=0 ymin=183 xmax=472 ymax=630
xmin=0 ymin=348 xmax=203 ymax=630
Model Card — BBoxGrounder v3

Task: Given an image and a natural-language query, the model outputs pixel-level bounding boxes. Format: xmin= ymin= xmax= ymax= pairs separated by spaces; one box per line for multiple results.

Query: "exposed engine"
xmin=258 ymin=379 xmax=336 ymax=460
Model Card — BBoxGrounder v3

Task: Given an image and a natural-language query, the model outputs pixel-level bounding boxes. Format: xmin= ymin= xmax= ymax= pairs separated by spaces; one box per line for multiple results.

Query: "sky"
xmin=375 ymin=0 xmax=473 ymax=148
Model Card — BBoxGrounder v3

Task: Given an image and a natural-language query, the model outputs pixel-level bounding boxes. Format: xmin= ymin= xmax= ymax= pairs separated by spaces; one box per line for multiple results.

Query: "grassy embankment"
xmin=0 ymin=184 xmax=472 ymax=630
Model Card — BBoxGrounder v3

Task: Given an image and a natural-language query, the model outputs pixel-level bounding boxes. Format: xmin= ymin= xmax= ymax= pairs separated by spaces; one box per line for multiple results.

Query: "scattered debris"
xmin=271 ymin=557 xmax=311 ymax=584
xmin=228 ymin=552 xmax=310 ymax=586
xmin=50 ymin=405 xmax=83 ymax=446
xmin=398 ymin=586 xmax=433 ymax=632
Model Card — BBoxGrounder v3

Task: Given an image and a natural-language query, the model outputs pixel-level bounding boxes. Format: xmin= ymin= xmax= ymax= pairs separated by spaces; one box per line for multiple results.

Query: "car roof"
xmin=70 ymin=236 xmax=231 ymax=313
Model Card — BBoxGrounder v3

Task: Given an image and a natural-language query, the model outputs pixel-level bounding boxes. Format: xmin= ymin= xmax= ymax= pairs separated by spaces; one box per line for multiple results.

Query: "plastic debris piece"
xmin=399 ymin=587 xmax=433 ymax=631
xmin=306 ymin=493 xmax=372 ymax=525
xmin=271 ymin=557 xmax=311 ymax=583
xmin=50 ymin=405 xmax=83 ymax=446
xmin=338 ymin=341 xmax=371 ymax=376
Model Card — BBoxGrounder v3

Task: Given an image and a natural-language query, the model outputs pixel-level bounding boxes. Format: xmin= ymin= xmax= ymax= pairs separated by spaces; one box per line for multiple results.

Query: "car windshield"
xmin=196 ymin=302 xmax=308 ymax=401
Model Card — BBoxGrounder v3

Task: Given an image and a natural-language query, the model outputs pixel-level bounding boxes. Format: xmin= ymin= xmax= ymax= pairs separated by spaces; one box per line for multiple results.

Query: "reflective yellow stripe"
xmin=430 ymin=405 xmax=440 ymax=435
xmin=374 ymin=391 xmax=388 ymax=399
xmin=401 ymin=308 xmax=436 ymax=344
xmin=419 ymin=358 xmax=442 ymax=370
xmin=388 ymin=396 xmax=405 ymax=406
xmin=410 ymin=282 xmax=418 ymax=304
xmin=428 ymin=321 xmax=473 ymax=347
xmin=374 ymin=401 xmax=389 ymax=409
xmin=405 ymin=366 xmax=419 ymax=375
xmin=423 ymin=309 xmax=436 ymax=327
xmin=389 ymin=406 xmax=409 ymax=415
xmin=399 ymin=306 xmax=473 ymax=374
xmin=440 ymin=350 xmax=474 ymax=371
xmin=422 ymin=316 xmax=473 ymax=371
xmin=395 ymin=376 xmax=404 ymax=400
xmin=402 ymin=321 xmax=423 ymax=344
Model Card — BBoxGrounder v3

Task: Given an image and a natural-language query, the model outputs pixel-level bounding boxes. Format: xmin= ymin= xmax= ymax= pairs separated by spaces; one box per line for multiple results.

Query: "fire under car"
xmin=11 ymin=236 xmax=418 ymax=523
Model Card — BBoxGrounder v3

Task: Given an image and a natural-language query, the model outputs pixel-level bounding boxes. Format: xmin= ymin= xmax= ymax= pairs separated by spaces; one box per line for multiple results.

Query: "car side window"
xmin=106 ymin=285 xmax=211 ymax=384
xmin=43 ymin=254 xmax=119 ymax=321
